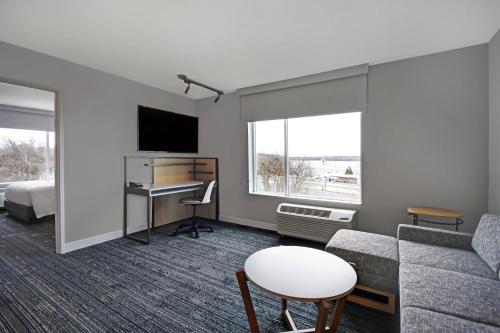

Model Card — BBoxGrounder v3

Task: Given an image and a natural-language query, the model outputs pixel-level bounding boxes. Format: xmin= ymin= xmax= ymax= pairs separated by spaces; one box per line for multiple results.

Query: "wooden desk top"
xmin=244 ymin=246 xmax=356 ymax=302
xmin=407 ymin=206 xmax=463 ymax=219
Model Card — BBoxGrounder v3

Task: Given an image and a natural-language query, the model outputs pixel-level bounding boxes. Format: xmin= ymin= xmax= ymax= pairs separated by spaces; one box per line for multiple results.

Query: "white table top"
xmin=244 ymin=246 xmax=357 ymax=302
xmin=141 ymin=181 xmax=203 ymax=191
xmin=125 ymin=181 xmax=203 ymax=196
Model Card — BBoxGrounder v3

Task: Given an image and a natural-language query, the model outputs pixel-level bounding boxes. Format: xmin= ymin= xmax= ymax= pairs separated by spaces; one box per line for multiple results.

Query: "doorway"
xmin=0 ymin=81 xmax=61 ymax=252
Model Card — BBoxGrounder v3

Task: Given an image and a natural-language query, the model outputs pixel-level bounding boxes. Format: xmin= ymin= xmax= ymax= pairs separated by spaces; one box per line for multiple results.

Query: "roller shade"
xmin=238 ymin=64 xmax=368 ymax=122
xmin=0 ymin=104 xmax=54 ymax=131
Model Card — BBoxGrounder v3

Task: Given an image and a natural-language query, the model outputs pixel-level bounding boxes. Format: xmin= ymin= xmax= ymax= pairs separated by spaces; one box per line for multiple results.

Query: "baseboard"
xmin=63 ymin=216 xmax=276 ymax=254
xmin=220 ymin=215 xmax=277 ymax=231
xmin=62 ymin=224 xmax=146 ymax=253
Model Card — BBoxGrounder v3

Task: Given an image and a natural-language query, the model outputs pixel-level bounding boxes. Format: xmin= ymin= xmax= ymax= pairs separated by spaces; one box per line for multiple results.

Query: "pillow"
xmin=472 ymin=214 xmax=500 ymax=278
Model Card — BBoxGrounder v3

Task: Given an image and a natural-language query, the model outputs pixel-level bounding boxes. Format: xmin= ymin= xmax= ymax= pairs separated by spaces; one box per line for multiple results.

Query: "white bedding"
xmin=5 ymin=180 xmax=56 ymax=218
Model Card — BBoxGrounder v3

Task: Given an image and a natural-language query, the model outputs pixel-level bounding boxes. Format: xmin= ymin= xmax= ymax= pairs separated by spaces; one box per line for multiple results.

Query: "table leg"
xmin=329 ymin=297 xmax=346 ymax=333
xmin=282 ymin=299 xmax=288 ymax=324
xmin=314 ymin=300 xmax=330 ymax=333
xmin=235 ymin=269 xmax=260 ymax=333
xmin=281 ymin=298 xmax=298 ymax=332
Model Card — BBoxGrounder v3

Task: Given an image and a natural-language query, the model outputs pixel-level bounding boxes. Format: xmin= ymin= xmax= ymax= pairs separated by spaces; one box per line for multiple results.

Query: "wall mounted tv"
xmin=137 ymin=105 xmax=198 ymax=153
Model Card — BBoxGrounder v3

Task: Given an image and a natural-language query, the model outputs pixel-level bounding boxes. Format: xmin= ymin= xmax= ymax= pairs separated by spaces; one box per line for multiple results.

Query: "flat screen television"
xmin=137 ymin=105 xmax=198 ymax=153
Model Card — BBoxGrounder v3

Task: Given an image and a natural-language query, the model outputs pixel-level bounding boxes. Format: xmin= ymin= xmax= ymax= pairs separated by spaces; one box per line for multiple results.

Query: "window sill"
xmin=248 ymin=191 xmax=362 ymax=206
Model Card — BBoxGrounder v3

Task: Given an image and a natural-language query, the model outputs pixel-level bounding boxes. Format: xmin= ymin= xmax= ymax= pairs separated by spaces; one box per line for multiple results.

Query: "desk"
xmin=123 ymin=181 xmax=203 ymax=244
xmin=407 ymin=206 xmax=464 ymax=231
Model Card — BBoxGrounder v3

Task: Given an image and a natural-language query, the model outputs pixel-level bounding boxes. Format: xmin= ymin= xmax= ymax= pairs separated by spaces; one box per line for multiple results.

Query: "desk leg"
xmin=123 ymin=189 xmax=127 ymax=237
xmin=146 ymin=196 xmax=152 ymax=244
xmin=123 ymin=192 xmax=155 ymax=245
xmin=151 ymin=197 xmax=155 ymax=229
xmin=236 ymin=268 xmax=260 ymax=333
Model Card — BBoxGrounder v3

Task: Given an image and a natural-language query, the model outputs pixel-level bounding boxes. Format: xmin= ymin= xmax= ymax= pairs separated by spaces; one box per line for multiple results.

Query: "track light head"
xmin=177 ymin=74 xmax=223 ymax=102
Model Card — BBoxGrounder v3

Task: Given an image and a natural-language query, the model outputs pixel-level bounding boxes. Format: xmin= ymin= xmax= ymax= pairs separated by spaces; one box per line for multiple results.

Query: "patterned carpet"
xmin=0 ymin=212 xmax=398 ymax=333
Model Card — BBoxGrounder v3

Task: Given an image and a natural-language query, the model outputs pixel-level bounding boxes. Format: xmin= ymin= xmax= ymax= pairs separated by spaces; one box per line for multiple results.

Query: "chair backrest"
xmin=199 ymin=180 xmax=216 ymax=204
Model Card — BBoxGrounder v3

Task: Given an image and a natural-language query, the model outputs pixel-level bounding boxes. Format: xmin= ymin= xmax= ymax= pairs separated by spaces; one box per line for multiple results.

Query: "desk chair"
xmin=172 ymin=180 xmax=216 ymax=238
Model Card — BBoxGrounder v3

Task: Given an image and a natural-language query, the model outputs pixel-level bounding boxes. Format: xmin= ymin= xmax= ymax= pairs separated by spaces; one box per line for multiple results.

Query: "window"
xmin=249 ymin=112 xmax=361 ymax=203
xmin=0 ymin=128 xmax=55 ymax=183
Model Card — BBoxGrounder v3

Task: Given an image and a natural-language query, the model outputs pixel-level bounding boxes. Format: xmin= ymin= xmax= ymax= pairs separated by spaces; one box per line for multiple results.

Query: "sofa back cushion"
xmin=472 ymin=214 xmax=500 ymax=278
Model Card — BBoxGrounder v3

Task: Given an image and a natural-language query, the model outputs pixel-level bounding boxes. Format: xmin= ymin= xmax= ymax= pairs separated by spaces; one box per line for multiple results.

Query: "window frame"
xmin=248 ymin=115 xmax=362 ymax=204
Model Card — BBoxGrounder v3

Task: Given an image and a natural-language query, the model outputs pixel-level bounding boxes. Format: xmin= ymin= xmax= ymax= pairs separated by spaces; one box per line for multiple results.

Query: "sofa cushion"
xmin=402 ymin=307 xmax=500 ymax=333
xmin=325 ymin=229 xmax=398 ymax=293
xmin=400 ymin=263 xmax=500 ymax=327
xmin=398 ymin=224 xmax=473 ymax=251
xmin=399 ymin=240 xmax=497 ymax=280
xmin=472 ymin=214 xmax=500 ymax=277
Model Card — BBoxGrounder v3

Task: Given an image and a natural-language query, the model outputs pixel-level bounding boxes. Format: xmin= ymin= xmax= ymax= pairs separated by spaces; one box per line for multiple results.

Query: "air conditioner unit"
xmin=277 ymin=203 xmax=357 ymax=243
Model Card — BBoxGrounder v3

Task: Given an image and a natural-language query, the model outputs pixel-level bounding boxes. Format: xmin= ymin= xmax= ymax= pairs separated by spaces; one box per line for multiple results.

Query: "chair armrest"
xmin=397 ymin=224 xmax=473 ymax=250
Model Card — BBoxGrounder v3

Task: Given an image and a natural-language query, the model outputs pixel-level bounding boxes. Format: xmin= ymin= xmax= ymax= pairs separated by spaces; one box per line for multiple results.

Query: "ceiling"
xmin=0 ymin=82 xmax=55 ymax=111
xmin=0 ymin=1 xmax=499 ymax=99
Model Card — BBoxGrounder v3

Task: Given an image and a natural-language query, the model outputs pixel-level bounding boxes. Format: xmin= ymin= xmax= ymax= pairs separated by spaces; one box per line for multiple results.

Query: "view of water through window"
xmin=252 ymin=113 xmax=361 ymax=203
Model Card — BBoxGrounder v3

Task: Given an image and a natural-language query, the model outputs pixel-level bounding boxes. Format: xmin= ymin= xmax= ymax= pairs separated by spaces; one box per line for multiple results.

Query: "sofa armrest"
xmin=397 ymin=224 xmax=473 ymax=250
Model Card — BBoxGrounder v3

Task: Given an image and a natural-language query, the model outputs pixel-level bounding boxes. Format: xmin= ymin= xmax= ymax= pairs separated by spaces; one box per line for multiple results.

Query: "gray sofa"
xmin=398 ymin=214 xmax=500 ymax=332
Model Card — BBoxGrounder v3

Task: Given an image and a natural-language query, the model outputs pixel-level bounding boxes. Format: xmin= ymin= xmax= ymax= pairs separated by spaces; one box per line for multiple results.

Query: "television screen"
xmin=138 ymin=105 xmax=198 ymax=153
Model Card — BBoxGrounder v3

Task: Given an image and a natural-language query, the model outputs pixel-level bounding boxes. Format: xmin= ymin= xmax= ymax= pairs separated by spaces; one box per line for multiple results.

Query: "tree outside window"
xmin=0 ymin=128 xmax=55 ymax=183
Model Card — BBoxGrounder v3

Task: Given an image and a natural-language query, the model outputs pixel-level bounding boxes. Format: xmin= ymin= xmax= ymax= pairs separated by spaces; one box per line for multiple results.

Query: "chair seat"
xmin=179 ymin=197 xmax=202 ymax=205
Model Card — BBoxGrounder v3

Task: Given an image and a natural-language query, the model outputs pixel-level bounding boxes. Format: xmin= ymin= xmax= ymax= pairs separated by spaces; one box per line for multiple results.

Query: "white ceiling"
xmin=0 ymin=0 xmax=499 ymax=99
xmin=0 ymin=82 xmax=55 ymax=111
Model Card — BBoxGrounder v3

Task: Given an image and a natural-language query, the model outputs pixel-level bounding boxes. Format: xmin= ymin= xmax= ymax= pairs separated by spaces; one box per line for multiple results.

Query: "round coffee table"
xmin=236 ymin=246 xmax=357 ymax=333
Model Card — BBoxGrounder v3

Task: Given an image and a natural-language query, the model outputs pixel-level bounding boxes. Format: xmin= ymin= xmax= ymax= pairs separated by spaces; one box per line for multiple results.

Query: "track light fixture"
xmin=177 ymin=74 xmax=223 ymax=103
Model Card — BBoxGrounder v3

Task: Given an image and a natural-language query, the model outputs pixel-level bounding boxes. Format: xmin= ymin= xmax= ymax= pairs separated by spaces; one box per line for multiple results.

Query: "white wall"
xmin=0 ymin=41 xmax=196 ymax=247
xmin=489 ymin=30 xmax=500 ymax=214
xmin=198 ymin=44 xmax=489 ymax=235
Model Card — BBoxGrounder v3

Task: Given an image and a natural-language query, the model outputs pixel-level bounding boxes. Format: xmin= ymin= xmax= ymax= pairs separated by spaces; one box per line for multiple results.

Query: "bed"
xmin=4 ymin=180 xmax=55 ymax=222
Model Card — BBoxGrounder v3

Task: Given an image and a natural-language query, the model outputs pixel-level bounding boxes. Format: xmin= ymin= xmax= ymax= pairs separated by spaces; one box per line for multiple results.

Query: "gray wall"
xmin=489 ymin=30 xmax=500 ymax=214
xmin=0 ymin=41 xmax=196 ymax=243
xmin=198 ymin=44 xmax=489 ymax=235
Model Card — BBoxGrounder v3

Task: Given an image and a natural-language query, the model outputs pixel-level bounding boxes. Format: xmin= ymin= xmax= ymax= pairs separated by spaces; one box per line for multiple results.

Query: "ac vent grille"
xmin=277 ymin=203 xmax=356 ymax=243
xmin=279 ymin=205 xmax=332 ymax=218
